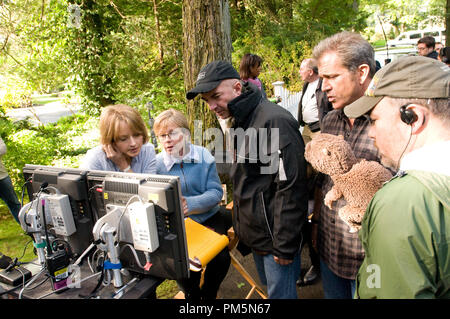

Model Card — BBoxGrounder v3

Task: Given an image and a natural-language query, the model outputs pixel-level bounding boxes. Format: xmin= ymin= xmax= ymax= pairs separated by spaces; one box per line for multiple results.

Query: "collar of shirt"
xmin=400 ymin=140 xmax=450 ymax=176
xmin=162 ymin=143 xmax=200 ymax=171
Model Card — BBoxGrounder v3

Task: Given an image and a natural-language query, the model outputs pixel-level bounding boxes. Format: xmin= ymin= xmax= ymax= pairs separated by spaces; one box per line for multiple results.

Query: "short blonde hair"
xmin=154 ymin=108 xmax=190 ymax=136
xmin=99 ymin=104 xmax=149 ymax=145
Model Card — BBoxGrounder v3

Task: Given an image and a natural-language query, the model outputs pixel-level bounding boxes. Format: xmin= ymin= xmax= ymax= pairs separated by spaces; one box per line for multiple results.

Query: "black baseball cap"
xmin=186 ymin=61 xmax=240 ymax=100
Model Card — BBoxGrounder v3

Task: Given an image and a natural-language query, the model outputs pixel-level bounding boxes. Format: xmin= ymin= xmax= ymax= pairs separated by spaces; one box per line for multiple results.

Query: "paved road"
xmin=5 ymin=102 xmax=81 ymax=125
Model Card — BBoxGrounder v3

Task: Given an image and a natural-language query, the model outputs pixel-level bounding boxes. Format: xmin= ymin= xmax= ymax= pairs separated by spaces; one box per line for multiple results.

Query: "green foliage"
xmin=230 ymin=0 xmax=368 ymax=94
xmin=0 ymin=113 xmax=98 ymax=194
xmin=0 ymin=208 xmax=36 ymax=263
xmin=64 ymin=0 xmax=185 ymax=114
xmin=1 ymin=0 xmax=447 ymax=114
xmin=0 ymin=0 xmax=70 ymax=93
xmin=0 ymin=77 xmax=32 ymax=111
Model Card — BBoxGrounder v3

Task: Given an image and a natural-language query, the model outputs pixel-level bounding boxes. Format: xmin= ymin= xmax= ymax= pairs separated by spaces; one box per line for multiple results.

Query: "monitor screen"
xmin=86 ymin=170 xmax=189 ymax=281
xmin=22 ymin=165 xmax=95 ymax=257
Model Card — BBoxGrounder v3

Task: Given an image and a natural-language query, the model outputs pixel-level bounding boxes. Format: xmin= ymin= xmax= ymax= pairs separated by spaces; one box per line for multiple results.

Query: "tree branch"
xmin=110 ymin=0 xmax=126 ymax=18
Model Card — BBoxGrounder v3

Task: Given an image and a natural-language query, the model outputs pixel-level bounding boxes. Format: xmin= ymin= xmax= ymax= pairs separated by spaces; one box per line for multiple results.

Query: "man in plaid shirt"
xmin=310 ymin=31 xmax=382 ymax=298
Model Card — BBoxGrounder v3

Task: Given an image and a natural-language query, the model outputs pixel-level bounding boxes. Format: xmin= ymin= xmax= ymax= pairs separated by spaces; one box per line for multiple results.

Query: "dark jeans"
xmin=320 ymin=259 xmax=356 ymax=299
xmin=178 ymin=207 xmax=232 ymax=300
xmin=302 ymin=221 xmax=320 ymax=269
xmin=0 ymin=176 xmax=21 ymax=223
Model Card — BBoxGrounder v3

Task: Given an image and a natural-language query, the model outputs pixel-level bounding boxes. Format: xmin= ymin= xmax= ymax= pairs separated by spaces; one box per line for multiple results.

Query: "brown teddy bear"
xmin=304 ymin=133 xmax=393 ymax=232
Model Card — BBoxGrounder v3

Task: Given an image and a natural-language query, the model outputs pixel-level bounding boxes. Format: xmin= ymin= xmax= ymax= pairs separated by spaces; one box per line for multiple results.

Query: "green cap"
xmin=344 ymin=55 xmax=450 ymax=118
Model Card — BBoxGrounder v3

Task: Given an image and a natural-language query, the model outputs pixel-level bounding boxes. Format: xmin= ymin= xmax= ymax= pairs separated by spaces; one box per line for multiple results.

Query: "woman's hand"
xmin=181 ymin=196 xmax=189 ymax=216
xmin=103 ymin=144 xmax=129 ymax=171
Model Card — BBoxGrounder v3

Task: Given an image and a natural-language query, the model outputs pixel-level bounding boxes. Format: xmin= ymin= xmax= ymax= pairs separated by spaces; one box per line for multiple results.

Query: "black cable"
xmin=20 ymin=178 xmax=32 ymax=208
xmin=17 ymin=240 xmax=33 ymax=262
xmin=79 ymin=257 xmax=105 ymax=299
xmin=20 ymin=179 xmax=33 ymax=229
xmin=88 ymin=184 xmax=103 ymax=221
xmin=396 ymin=125 xmax=413 ymax=170
xmin=51 ymin=239 xmax=73 ymax=258
xmin=0 ymin=284 xmax=22 ymax=297
xmin=40 ymin=195 xmax=53 ymax=255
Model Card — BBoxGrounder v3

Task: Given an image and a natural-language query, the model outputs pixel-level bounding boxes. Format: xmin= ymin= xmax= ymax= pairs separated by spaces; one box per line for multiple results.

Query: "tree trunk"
xmin=152 ymin=0 xmax=164 ymax=64
xmin=446 ymin=0 xmax=450 ymax=45
xmin=182 ymin=0 xmax=232 ymax=146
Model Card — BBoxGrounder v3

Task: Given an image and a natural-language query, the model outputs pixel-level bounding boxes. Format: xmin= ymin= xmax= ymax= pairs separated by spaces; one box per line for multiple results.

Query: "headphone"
xmin=399 ymin=104 xmax=418 ymax=125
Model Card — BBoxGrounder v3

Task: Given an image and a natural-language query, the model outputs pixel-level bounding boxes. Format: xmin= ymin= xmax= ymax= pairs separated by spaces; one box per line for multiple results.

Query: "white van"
xmin=387 ymin=29 xmax=446 ymax=47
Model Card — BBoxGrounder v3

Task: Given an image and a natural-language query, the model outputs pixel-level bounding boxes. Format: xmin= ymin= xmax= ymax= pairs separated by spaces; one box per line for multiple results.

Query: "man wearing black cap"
xmin=187 ymin=61 xmax=308 ymax=299
xmin=345 ymin=55 xmax=450 ymax=298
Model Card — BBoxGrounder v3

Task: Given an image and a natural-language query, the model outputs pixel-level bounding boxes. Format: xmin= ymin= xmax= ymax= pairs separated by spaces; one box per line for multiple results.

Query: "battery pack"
xmin=128 ymin=201 xmax=159 ymax=253
xmin=0 ymin=267 xmax=32 ymax=286
xmin=46 ymin=249 xmax=71 ymax=292
xmin=47 ymin=194 xmax=76 ymax=236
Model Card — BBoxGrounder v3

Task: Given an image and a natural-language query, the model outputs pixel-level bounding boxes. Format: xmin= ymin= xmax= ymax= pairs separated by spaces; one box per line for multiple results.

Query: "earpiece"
xmin=399 ymin=105 xmax=418 ymax=125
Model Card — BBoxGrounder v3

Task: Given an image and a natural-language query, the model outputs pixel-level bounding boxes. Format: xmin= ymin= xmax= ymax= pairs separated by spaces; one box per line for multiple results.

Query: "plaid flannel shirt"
xmin=318 ymin=109 xmax=381 ymax=280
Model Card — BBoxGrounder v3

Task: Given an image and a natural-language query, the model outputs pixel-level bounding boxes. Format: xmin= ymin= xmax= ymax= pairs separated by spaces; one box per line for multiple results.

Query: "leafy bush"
xmin=0 ymin=78 xmax=33 ymax=111
xmin=0 ymin=113 xmax=99 ymax=194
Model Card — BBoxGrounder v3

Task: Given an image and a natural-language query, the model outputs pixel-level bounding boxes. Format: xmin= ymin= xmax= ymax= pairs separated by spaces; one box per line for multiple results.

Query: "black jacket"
xmin=228 ymin=82 xmax=308 ymax=260
xmin=426 ymin=50 xmax=439 ymax=60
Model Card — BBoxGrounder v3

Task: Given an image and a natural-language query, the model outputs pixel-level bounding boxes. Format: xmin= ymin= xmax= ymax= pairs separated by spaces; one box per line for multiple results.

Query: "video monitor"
xmin=22 ymin=164 xmax=95 ymax=257
xmin=86 ymin=170 xmax=189 ymax=281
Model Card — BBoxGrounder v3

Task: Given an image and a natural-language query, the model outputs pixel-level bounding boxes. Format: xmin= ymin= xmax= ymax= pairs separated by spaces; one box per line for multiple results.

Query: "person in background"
xmin=81 ymin=104 xmax=156 ymax=173
xmin=297 ymin=58 xmax=333 ymax=145
xmin=154 ymin=108 xmax=231 ymax=301
xmin=417 ymin=36 xmax=438 ymax=59
xmin=187 ymin=60 xmax=308 ymax=299
xmin=344 ymin=55 xmax=450 ymax=298
xmin=311 ymin=31 xmax=381 ymax=299
xmin=296 ymin=58 xmax=332 ymax=286
xmin=239 ymin=53 xmax=267 ymax=99
xmin=0 ymin=137 xmax=21 ymax=224
xmin=438 ymin=46 xmax=450 ymax=66
xmin=435 ymin=41 xmax=444 ymax=56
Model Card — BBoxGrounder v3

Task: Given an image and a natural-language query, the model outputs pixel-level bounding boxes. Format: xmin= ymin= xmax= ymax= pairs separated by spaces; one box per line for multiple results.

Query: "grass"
xmin=156 ymin=280 xmax=179 ymax=299
xmin=0 ymin=205 xmax=36 ymax=263
xmin=372 ymin=39 xmax=386 ymax=48
xmin=31 ymin=91 xmax=79 ymax=106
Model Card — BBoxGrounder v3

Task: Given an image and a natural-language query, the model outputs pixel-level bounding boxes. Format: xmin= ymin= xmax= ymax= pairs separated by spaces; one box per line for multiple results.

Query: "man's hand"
xmin=273 ymin=256 xmax=293 ymax=266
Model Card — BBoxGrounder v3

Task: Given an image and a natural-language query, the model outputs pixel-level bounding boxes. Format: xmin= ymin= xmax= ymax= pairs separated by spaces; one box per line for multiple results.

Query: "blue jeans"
xmin=320 ymin=259 xmax=356 ymax=299
xmin=0 ymin=176 xmax=21 ymax=223
xmin=252 ymin=250 xmax=301 ymax=299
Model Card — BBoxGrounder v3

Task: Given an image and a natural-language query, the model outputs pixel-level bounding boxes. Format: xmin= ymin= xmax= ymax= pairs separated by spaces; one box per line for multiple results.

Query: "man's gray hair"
xmin=313 ymin=31 xmax=376 ymax=78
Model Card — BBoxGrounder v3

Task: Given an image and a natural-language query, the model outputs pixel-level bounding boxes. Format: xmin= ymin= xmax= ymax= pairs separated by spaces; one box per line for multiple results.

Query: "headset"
xmin=397 ymin=103 xmax=421 ymax=169
xmin=399 ymin=104 xmax=418 ymax=125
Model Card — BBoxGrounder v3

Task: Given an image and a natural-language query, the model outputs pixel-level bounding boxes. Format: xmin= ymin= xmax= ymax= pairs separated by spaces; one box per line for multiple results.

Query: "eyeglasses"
xmin=157 ymin=130 xmax=180 ymax=141
xmin=417 ymin=45 xmax=428 ymax=51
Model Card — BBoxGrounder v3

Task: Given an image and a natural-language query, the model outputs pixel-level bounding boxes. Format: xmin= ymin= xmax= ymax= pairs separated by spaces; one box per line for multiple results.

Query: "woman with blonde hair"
xmin=81 ymin=104 xmax=156 ymax=173
xmin=154 ymin=108 xmax=231 ymax=301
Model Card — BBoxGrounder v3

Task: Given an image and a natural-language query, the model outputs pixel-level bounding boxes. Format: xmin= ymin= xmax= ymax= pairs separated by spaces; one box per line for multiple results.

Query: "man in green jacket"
xmin=344 ymin=55 xmax=450 ymax=298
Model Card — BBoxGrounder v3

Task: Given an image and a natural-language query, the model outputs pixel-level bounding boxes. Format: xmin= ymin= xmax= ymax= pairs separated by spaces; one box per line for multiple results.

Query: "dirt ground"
xmin=216 ymin=244 xmax=324 ymax=299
